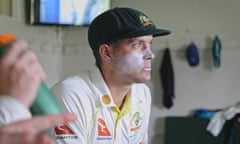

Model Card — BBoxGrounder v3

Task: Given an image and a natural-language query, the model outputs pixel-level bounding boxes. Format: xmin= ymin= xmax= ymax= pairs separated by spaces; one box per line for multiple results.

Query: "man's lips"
xmin=143 ymin=66 xmax=151 ymax=71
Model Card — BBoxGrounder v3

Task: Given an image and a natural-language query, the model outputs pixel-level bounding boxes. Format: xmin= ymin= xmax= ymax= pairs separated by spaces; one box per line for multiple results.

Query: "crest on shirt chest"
xmin=129 ymin=111 xmax=143 ymax=132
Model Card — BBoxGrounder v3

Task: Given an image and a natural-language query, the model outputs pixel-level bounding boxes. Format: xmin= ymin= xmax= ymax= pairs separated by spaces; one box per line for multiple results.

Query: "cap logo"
xmin=139 ymin=14 xmax=153 ymax=27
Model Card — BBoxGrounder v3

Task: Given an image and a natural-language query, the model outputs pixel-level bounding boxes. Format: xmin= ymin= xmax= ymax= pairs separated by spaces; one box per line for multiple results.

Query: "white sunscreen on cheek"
xmin=119 ymin=51 xmax=144 ymax=74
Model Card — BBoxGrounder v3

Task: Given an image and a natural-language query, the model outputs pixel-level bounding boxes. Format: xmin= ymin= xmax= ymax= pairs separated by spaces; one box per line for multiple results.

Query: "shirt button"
xmin=102 ymin=95 xmax=111 ymax=104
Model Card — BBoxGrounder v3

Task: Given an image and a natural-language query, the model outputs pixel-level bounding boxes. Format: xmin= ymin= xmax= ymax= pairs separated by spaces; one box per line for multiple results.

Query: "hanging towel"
xmin=159 ymin=48 xmax=175 ymax=109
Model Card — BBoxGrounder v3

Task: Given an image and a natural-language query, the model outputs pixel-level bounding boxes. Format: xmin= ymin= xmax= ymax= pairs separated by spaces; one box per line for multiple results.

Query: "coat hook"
xmin=186 ymin=28 xmax=194 ymax=42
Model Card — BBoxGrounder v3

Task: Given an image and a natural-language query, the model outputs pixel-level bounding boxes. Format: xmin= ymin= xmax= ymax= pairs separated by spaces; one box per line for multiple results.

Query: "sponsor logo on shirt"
xmin=97 ymin=118 xmax=112 ymax=141
xmin=54 ymin=124 xmax=78 ymax=140
xmin=130 ymin=112 xmax=142 ymax=132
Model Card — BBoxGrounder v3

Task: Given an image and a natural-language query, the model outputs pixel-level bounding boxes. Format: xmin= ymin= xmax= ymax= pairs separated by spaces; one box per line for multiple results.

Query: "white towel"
xmin=206 ymin=103 xmax=240 ymax=136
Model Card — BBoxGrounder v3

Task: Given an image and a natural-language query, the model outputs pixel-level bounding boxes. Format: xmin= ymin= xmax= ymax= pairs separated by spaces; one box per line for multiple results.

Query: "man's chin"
xmin=135 ymin=76 xmax=151 ymax=83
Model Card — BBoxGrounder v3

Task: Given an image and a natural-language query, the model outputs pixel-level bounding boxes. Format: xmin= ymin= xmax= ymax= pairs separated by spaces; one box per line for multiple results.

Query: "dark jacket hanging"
xmin=159 ymin=48 xmax=175 ymax=109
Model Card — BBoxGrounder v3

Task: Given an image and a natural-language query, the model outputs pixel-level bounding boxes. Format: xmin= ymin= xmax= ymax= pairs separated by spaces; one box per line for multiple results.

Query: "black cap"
xmin=88 ymin=7 xmax=171 ymax=50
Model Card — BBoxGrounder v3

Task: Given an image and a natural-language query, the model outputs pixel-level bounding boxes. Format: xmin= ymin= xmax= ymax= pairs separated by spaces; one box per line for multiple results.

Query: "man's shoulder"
xmin=132 ymin=83 xmax=151 ymax=97
xmin=55 ymin=67 xmax=101 ymax=88
xmin=53 ymin=72 xmax=89 ymax=88
xmin=62 ymin=73 xmax=89 ymax=85
xmin=51 ymin=72 xmax=91 ymax=93
xmin=51 ymin=72 xmax=99 ymax=105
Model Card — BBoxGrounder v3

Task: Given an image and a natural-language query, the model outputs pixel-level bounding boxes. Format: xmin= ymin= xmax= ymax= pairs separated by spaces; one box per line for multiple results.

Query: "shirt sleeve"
xmin=50 ymin=81 xmax=88 ymax=144
xmin=0 ymin=96 xmax=32 ymax=125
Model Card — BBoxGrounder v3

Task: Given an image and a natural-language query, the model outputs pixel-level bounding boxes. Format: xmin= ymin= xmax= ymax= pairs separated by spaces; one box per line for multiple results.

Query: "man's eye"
xmin=133 ymin=42 xmax=142 ymax=49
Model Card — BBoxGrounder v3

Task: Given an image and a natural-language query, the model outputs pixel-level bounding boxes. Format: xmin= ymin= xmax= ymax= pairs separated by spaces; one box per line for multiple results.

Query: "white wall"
xmin=1 ymin=0 xmax=240 ymax=143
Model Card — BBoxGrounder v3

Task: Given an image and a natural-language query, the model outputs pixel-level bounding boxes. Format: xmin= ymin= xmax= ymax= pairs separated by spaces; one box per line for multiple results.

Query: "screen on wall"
xmin=30 ymin=0 xmax=111 ymax=26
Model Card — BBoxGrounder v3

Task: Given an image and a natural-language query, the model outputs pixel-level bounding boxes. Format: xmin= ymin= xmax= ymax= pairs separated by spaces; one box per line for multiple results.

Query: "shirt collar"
xmin=90 ymin=66 xmax=115 ymax=107
xmin=89 ymin=66 xmax=143 ymax=108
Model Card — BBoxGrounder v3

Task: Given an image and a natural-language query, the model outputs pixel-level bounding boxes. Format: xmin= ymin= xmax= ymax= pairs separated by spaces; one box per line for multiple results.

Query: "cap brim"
xmin=153 ymin=29 xmax=171 ymax=37
xmin=110 ymin=28 xmax=171 ymax=42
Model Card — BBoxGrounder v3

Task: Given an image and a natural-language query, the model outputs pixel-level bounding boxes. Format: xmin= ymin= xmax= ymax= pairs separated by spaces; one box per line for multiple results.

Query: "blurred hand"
xmin=0 ymin=113 xmax=76 ymax=144
xmin=0 ymin=40 xmax=46 ymax=107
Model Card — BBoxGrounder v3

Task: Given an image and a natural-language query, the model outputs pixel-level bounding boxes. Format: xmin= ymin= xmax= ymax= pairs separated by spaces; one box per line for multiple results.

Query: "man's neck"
xmin=108 ymin=83 xmax=130 ymax=109
xmin=100 ymin=66 xmax=131 ymax=109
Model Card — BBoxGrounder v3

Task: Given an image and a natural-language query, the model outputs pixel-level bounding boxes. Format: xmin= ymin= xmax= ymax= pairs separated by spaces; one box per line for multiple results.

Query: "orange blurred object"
xmin=0 ymin=33 xmax=16 ymax=46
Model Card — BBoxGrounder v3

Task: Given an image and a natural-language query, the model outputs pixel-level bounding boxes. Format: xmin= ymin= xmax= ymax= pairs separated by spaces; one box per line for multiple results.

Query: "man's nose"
xmin=143 ymin=49 xmax=155 ymax=60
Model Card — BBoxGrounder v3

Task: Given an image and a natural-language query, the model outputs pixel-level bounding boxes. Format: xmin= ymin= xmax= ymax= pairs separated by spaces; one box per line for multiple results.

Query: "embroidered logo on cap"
xmin=139 ymin=14 xmax=153 ymax=27
xmin=98 ymin=118 xmax=111 ymax=136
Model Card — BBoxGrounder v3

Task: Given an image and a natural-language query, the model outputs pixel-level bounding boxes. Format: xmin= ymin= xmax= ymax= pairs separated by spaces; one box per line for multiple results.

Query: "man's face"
xmin=111 ymin=35 xmax=155 ymax=83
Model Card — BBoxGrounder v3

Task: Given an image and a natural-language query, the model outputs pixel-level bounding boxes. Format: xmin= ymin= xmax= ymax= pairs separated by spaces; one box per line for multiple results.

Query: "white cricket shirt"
xmin=51 ymin=67 xmax=152 ymax=144
xmin=0 ymin=96 xmax=31 ymax=125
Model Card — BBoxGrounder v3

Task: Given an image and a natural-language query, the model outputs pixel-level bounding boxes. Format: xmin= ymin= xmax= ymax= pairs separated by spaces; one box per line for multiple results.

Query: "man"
xmin=0 ymin=36 xmax=76 ymax=144
xmin=51 ymin=7 xmax=170 ymax=143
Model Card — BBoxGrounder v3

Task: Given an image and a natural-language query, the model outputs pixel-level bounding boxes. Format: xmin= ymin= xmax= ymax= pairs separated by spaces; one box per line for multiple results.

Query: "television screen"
xmin=30 ymin=0 xmax=111 ymax=26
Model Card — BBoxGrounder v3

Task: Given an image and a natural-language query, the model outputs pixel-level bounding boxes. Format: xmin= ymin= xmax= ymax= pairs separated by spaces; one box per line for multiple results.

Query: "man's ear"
xmin=99 ymin=44 xmax=112 ymax=62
